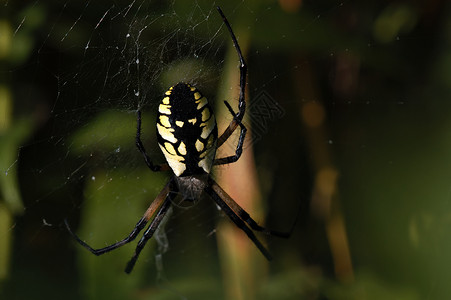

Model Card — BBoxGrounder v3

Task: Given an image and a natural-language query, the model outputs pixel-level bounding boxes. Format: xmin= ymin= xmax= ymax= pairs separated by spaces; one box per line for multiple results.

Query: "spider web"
xmin=3 ymin=1 xmax=303 ymax=299
xmin=6 ymin=0 xmax=445 ymax=299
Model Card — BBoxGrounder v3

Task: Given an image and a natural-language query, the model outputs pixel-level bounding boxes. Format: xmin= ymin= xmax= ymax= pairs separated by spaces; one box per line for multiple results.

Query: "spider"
xmin=65 ymin=6 xmax=288 ymax=274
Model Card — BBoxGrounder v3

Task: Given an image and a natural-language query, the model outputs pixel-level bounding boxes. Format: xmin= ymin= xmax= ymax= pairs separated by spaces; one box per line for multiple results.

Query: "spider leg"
xmin=209 ymin=178 xmax=291 ymax=238
xmin=216 ymin=7 xmax=247 ymax=148
xmin=136 ymin=110 xmax=169 ymax=172
xmin=65 ymin=179 xmax=173 ymax=256
xmin=214 ymin=101 xmax=247 ymax=165
xmin=65 ymin=218 xmax=147 ymax=256
xmin=204 ymin=182 xmax=273 ymax=260
xmin=125 ymin=189 xmax=177 ymax=274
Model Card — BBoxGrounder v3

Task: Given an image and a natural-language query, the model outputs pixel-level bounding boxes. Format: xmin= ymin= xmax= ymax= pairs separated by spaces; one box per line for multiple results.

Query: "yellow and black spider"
xmin=65 ymin=7 xmax=287 ymax=274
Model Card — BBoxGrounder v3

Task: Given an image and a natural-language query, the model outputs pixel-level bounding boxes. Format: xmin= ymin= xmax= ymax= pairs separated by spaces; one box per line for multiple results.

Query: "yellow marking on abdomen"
xmin=206 ymin=133 xmax=215 ymax=148
xmin=178 ymin=142 xmax=187 ymax=155
xmin=164 ymin=142 xmax=177 ymax=156
xmin=195 ymin=139 xmax=204 ymax=152
xmin=201 ymin=107 xmax=211 ymax=122
xmin=159 ymin=115 xmax=171 ymax=128
xmin=196 ymin=97 xmax=208 ymax=110
xmin=157 ymin=123 xmax=177 ymax=143
xmin=200 ymin=115 xmax=216 ymax=139
xmin=158 ymin=144 xmax=186 ymax=176
xmin=175 ymin=120 xmax=184 ymax=127
xmin=198 ymin=142 xmax=216 ymax=173
xmin=162 ymin=96 xmax=170 ymax=104
xmin=159 ymin=104 xmax=171 ymax=115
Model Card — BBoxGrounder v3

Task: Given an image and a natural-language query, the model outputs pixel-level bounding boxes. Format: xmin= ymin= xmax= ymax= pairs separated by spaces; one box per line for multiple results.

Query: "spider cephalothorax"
xmin=66 ymin=7 xmax=288 ymax=274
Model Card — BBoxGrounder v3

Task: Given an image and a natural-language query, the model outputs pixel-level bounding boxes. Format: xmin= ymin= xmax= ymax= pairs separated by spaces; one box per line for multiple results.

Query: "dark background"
xmin=1 ymin=0 xmax=450 ymax=299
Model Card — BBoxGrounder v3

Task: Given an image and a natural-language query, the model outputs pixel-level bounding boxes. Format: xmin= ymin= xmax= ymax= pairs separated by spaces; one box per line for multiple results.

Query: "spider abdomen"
xmin=157 ymin=82 xmax=218 ymax=177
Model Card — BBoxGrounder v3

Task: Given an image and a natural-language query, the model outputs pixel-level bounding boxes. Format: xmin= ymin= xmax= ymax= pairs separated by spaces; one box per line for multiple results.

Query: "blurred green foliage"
xmin=2 ymin=0 xmax=451 ymax=299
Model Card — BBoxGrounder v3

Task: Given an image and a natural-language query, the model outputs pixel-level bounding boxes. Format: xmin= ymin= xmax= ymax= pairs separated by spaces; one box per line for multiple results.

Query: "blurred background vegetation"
xmin=1 ymin=0 xmax=451 ymax=299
